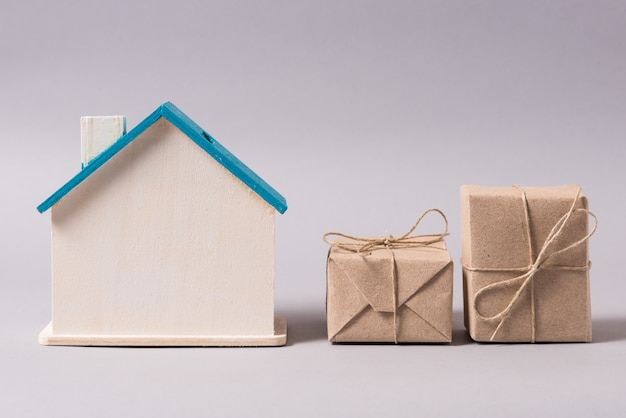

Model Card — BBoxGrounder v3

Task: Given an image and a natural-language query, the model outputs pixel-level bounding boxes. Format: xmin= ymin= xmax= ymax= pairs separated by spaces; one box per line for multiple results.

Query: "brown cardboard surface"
xmin=460 ymin=185 xmax=593 ymax=342
xmin=326 ymin=240 xmax=453 ymax=343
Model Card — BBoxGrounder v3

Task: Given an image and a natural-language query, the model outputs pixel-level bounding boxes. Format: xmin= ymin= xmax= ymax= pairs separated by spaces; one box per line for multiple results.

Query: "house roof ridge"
xmin=37 ymin=102 xmax=288 ymax=214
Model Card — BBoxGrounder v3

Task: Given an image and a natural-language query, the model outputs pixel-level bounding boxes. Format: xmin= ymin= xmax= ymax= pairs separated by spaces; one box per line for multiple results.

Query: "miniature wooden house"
xmin=37 ymin=102 xmax=288 ymax=346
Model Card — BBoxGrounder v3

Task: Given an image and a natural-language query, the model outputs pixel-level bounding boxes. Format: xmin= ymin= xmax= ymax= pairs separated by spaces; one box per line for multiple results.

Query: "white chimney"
xmin=80 ymin=116 xmax=126 ymax=166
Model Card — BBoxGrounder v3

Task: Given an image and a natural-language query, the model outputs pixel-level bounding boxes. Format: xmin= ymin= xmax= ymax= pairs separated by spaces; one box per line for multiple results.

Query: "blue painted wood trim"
xmin=37 ymin=102 xmax=288 ymax=214
xmin=160 ymin=103 xmax=287 ymax=214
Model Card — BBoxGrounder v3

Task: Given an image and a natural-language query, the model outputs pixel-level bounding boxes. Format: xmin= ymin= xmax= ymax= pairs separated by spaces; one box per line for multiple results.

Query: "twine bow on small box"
xmin=324 ymin=208 xmax=450 ymax=343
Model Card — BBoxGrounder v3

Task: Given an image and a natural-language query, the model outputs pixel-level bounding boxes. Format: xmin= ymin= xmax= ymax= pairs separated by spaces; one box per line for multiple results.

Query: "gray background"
xmin=2 ymin=0 xmax=625 ymax=416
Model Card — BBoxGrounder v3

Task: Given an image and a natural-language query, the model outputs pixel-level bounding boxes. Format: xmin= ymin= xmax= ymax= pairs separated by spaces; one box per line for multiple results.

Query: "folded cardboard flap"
xmin=327 ymin=239 xmax=453 ymax=343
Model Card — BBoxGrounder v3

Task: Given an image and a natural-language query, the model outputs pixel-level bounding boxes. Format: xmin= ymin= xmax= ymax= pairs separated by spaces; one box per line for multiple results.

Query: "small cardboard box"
xmin=460 ymin=185 xmax=596 ymax=343
xmin=326 ymin=234 xmax=453 ymax=343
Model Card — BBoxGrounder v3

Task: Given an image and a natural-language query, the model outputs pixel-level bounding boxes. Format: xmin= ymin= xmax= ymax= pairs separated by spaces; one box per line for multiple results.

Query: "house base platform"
xmin=39 ymin=316 xmax=287 ymax=347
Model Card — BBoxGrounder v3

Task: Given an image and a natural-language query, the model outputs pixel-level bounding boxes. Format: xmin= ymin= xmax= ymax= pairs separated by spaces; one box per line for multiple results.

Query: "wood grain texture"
xmin=48 ymin=118 xmax=279 ymax=341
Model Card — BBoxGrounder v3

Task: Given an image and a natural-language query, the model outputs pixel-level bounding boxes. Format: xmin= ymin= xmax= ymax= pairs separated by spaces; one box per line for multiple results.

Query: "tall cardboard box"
xmin=461 ymin=185 xmax=596 ymax=343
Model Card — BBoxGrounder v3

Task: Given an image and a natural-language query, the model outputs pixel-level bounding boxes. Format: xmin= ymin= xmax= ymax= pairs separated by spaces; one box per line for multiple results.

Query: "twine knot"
xmin=323 ymin=208 xmax=450 ymax=254
xmin=382 ymin=235 xmax=395 ymax=248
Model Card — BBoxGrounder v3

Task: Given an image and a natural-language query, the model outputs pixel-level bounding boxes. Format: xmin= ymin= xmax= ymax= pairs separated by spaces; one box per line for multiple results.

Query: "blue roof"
xmin=37 ymin=102 xmax=287 ymax=214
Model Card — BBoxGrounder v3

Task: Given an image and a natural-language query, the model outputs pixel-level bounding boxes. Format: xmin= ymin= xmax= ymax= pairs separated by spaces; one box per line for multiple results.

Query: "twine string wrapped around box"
xmin=465 ymin=185 xmax=598 ymax=342
xmin=323 ymin=208 xmax=449 ymax=343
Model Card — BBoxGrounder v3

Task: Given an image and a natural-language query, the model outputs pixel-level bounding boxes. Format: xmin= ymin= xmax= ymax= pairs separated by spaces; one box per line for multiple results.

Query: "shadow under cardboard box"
xmin=277 ymin=308 xmax=626 ymax=345
xmin=450 ymin=311 xmax=626 ymax=345
xmin=277 ymin=308 xmax=474 ymax=346
xmin=278 ymin=307 xmax=328 ymax=346
xmin=592 ymin=317 xmax=626 ymax=343
xmin=451 ymin=313 xmax=626 ymax=345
